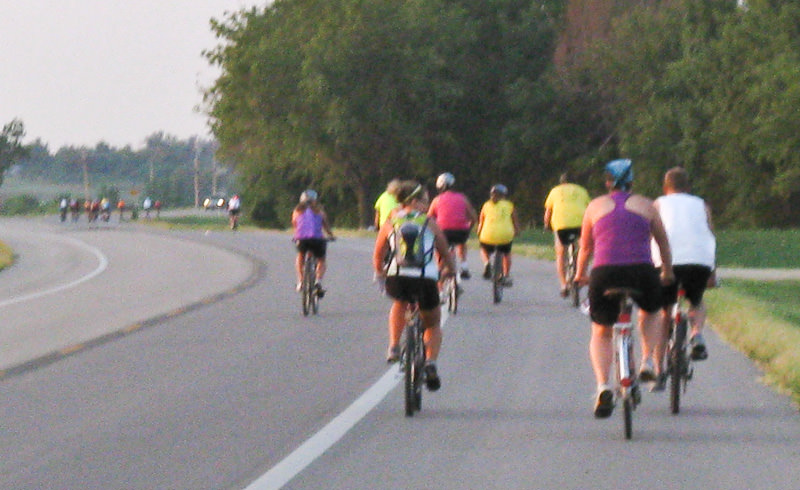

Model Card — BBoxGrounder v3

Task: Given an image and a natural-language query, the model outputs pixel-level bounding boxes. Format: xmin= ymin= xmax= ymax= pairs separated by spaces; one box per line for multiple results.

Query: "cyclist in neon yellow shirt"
xmin=544 ymin=172 xmax=591 ymax=297
xmin=477 ymin=184 xmax=520 ymax=286
xmin=373 ymin=179 xmax=401 ymax=229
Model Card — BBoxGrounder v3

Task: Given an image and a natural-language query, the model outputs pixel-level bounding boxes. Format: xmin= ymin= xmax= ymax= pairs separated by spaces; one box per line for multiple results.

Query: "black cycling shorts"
xmin=661 ymin=264 xmax=712 ymax=308
xmin=589 ymin=264 xmax=662 ymax=327
xmin=443 ymin=229 xmax=471 ymax=246
xmin=385 ymin=276 xmax=441 ymax=311
xmin=556 ymin=227 xmax=581 ymax=246
xmin=479 ymin=242 xmax=512 ymax=255
xmin=295 ymin=238 xmax=327 ymax=259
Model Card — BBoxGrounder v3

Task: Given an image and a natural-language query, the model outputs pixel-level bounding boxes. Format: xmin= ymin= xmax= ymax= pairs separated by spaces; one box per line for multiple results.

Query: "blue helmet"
xmin=605 ymin=159 xmax=633 ymax=189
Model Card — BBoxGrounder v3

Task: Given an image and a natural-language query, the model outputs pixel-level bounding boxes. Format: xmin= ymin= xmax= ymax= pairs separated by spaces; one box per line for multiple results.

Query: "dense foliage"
xmin=203 ymin=0 xmax=799 ymax=229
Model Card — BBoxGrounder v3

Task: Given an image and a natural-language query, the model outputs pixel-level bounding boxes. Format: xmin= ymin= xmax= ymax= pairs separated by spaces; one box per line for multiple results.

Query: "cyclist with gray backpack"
xmin=373 ymin=180 xmax=455 ymax=391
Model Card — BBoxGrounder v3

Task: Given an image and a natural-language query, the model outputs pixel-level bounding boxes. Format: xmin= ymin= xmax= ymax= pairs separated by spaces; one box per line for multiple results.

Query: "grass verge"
xmin=0 ymin=240 xmax=14 ymax=271
xmin=706 ymin=280 xmax=800 ymax=407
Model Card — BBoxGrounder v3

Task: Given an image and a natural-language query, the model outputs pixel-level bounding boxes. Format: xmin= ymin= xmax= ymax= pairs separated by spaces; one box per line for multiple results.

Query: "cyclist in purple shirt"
xmin=574 ymin=159 xmax=674 ymax=418
xmin=292 ymin=190 xmax=336 ymax=295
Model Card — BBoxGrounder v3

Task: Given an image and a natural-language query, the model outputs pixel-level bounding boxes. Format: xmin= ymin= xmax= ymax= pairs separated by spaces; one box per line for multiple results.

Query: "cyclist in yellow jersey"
xmin=477 ymin=184 xmax=520 ymax=286
xmin=544 ymin=173 xmax=591 ymax=297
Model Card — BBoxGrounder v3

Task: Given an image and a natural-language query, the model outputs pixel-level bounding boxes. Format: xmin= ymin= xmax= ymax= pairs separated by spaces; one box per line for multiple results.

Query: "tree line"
xmin=2 ymin=128 xmax=228 ymax=209
xmin=204 ymin=0 xmax=799 ymax=229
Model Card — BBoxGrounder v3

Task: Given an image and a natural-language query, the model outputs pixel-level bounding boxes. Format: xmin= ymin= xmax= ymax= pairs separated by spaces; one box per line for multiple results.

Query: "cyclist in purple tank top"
xmin=292 ymin=190 xmax=336 ymax=295
xmin=574 ymin=159 xmax=674 ymax=418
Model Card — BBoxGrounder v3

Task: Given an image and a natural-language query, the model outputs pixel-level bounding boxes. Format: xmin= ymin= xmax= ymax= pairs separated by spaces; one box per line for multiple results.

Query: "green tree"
xmin=0 ymin=119 xmax=29 ymax=186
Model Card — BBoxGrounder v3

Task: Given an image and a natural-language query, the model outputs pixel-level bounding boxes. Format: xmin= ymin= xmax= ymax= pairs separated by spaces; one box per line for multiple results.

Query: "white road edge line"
xmin=245 ymin=309 xmax=451 ymax=490
xmin=0 ymin=235 xmax=108 ymax=309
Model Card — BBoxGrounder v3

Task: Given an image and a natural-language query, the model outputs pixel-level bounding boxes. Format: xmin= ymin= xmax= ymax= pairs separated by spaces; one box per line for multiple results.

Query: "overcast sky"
xmin=1 ymin=0 xmax=256 ymax=150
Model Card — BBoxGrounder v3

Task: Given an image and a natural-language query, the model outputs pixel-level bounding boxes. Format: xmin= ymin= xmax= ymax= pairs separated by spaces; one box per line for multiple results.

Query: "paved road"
xmin=1 ymin=218 xmax=799 ymax=489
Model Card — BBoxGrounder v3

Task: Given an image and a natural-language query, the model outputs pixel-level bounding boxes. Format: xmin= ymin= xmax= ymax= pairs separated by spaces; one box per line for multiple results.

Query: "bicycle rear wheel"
xmin=403 ymin=319 xmax=424 ymax=416
xmin=670 ymin=318 xmax=688 ymax=414
xmin=623 ymin=394 xmax=633 ymax=440
xmin=492 ymin=252 xmax=503 ymax=304
xmin=567 ymin=245 xmax=580 ymax=307
xmin=301 ymin=255 xmax=314 ymax=316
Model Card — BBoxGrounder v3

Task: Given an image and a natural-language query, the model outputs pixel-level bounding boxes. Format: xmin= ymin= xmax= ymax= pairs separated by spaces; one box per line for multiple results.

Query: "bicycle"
xmin=440 ymin=246 xmax=461 ymax=314
xmin=401 ymin=299 xmax=425 ymax=416
xmin=564 ymin=236 xmax=581 ymax=308
xmin=300 ymin=251 xmax=321 ymax=316
xmin=604 ymin=288 xmax=643 ymax=440
xmin=666 ymin=288 xmax=693 ymax=414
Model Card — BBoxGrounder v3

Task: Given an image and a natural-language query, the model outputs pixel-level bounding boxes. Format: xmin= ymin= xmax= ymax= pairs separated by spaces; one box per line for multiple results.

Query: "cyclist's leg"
xmin=385 ymin=277 xmax=409 ymax=360
xmin=633 ymin=265 xmax=665 ymax=376
xmin=479 ymin=242 xmax=492 ymax=278
xmin=417 ymin=278 xmax=442 ymax=361
xmin=313 ymin=240 xmax=328 ymax=283
xmin=295 ymin=242 xmax=307 ymax=288
xmin=420 ymin=309 xmax=442 ymax=362
xmin=500 ymin=243 xmax=513 ymax=284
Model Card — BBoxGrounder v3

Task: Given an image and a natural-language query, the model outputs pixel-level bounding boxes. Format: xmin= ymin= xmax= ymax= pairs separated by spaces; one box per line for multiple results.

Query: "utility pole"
xmin=193 ymin=139 xmax=200 ymax=207
xmin=211 ymin=156 xmax=218 ymax=196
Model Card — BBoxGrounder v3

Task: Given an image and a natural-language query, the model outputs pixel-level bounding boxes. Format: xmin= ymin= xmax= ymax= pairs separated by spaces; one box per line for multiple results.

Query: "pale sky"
xmin=0 ymin=0 xmax=257 ymax=150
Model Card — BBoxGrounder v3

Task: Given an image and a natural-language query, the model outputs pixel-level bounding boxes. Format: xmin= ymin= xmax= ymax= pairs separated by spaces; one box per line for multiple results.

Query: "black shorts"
xmin=443 ymin=229 xmax=470 ymax=246
xmin=385 ymin=276 xmax=441 ymax=310
xmin=295 ymin=239 xmax=327 ymax=258
xmin=229 ymin=208 xmax=240 ymax=216
xmin=556 ymin=227 xmax=581 ymax=246
xmin=589 ymin=264 xmax=662 ymax=327
xmin=661 ymin=264 xmax=712 ymax=308
xmin=480 ymin=242 xmax=512 ymax=255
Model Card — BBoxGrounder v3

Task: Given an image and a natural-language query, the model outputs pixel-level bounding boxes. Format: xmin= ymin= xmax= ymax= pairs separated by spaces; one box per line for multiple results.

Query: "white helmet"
xmin=436 ymin=172 xmax=455 ymax=191
xmin=300 ymin=189 xmax=318 ymax=203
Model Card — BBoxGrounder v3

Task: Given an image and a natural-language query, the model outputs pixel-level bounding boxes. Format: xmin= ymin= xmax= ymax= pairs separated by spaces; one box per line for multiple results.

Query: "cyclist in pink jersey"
xmin=427 ymin=172 xmax=478 ymax=278
xmin=574 ymin=159 xmax=673 ymax=418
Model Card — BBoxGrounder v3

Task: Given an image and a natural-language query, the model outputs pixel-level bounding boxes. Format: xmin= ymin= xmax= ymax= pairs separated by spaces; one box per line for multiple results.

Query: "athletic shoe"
xmin=482 ymin=263 xmax=491 ymax=279
xmin=295 ymin=282 xmax=302 ymax=292
xmin=424 ymin=363 xmax=441 ymax=391
xmin=386 ymin=345 xmax=400 ymax=364
xmin=638 ymin=359 xmax=657 ymax=382
xmin=651 ymin=373 xmax=667 ymax=392
xmin=461 ymin=268 xmax=471 ymax=280
xmin=315 ymin=283 xmax=326 ymax=299
xmin=691 ymin=334 xmax=708 ymax=360
xmin=560 ymin=286 xmax=569 ymax=298
xmin=594 ymin=386 xmax=615 ymax=418
xmin=501 ymin=276 xmax=514 ymax=287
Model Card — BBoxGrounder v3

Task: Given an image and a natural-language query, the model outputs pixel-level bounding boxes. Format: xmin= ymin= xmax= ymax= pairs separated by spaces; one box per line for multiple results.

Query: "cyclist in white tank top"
xmin=651 ymin=167 xmax=716 ymax=362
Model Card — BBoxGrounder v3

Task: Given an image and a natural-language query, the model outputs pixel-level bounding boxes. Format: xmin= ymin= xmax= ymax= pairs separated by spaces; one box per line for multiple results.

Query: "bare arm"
xmin=373 ymin=222 xmax=391 ymax=274
xmin=429 ymin=219 xmax=456 ymax=275
xmin=650 ymin=212 xmax=674 ymax=285
xmin=543 ymin=207 xmax=552 ymax=230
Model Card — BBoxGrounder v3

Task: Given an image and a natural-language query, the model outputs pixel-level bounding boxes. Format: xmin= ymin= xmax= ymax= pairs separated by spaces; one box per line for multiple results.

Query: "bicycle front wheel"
xmin=670 ymin=318 xmax=688 ymax=414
